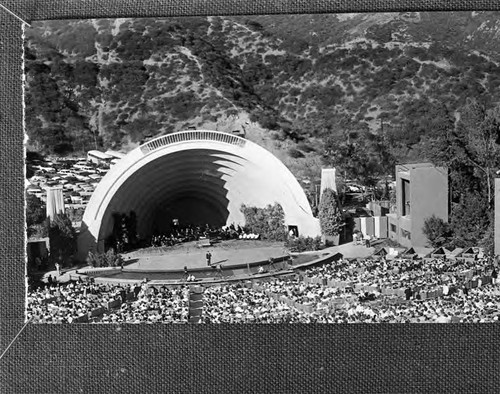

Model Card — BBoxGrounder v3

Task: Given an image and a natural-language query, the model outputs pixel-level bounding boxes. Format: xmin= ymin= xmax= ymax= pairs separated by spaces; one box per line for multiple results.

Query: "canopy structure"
xmin=77 ymin=130 xmax=320 ymax=260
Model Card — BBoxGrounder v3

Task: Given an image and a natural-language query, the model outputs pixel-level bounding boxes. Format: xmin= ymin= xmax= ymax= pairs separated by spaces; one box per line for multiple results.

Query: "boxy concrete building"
xmin=387 ymin=163 xmax=449 ymax=248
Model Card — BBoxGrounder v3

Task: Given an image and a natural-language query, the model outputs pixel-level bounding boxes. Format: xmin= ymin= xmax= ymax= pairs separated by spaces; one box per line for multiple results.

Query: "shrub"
xmin=285 ymin=236 xmax=322 ymax=252
xmin=240 ymin=203 xmax=287 ymax=241
xmin=422 ymin=215 xmax=452 ymax=248
xmin=88 ymin=249 xmax=124 ymax=268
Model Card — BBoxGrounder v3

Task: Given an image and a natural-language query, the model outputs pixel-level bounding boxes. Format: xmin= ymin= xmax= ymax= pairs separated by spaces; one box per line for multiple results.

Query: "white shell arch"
xmin=77 ymin=130 xmax=320 ymax=259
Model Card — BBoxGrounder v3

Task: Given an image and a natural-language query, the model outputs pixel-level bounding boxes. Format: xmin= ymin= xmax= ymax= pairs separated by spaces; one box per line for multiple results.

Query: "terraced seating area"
xmin=26 ymin=253 xmax=500 ymax=323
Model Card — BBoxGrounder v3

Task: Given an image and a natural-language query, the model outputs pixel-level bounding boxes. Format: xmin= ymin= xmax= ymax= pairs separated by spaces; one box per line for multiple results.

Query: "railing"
xmin=140 ymin=130 xmax=247 ymax=154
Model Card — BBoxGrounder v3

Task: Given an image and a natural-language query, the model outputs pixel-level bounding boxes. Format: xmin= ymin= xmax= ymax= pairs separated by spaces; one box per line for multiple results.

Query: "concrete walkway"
xmin=40 ymin=268 xmax=79 ymax=284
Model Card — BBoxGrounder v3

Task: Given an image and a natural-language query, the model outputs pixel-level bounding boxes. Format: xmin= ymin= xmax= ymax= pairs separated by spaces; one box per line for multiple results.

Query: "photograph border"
xmin=2 ymin=1 xmax=500 ymax=392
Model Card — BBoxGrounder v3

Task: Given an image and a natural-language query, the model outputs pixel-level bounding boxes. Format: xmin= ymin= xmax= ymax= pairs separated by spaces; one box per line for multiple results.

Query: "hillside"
xmin=24 ymin=12 xmax=500 ymax=183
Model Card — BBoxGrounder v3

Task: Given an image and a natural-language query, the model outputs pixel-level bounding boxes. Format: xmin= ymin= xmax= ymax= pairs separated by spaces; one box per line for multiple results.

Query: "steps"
xmin=188 ymin=286 xmax=204 ymax=323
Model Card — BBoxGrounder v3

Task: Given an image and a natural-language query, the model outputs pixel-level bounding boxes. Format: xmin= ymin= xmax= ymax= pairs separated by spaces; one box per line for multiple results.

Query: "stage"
xmin=122 ymin=239 xmax=290 ymax=273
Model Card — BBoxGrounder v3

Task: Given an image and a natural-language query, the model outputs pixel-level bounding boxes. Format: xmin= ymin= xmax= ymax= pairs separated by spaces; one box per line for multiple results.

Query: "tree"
xmin=439 ymin=99 xmax=500 ymax=208
xmin=48 ymin=214 xmax=77 ymax=266
xmin=323 ymin=126 xmax=395 ymax=197
xmin=449 ymin=192 xmax=491 ymax=249
xmin=422 ymin=100 xmax=500 ymax=249
xmin=458 ymin=101 xmax=500 ymax=207
xmin=318 ymin=188 xmax=344 ymax=237
xmin=26 ymin=194 xmax=46 ymax=227
xmin=26 ymin=194 xmax=48 ymax=239
xmin=422 ymin=215 xmax=451 ymax=248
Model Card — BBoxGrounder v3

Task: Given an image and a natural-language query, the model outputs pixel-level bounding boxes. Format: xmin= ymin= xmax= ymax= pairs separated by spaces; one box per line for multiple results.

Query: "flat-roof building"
xmin=45 ymin=186 xmax=65 ymax=220
xmin=104 ymin=150 xmax=125 ymax=160
xmin=87 ymin=150 xmax=113 ymax=165
xmin=387 ymin=163 xmax=449 ymax=248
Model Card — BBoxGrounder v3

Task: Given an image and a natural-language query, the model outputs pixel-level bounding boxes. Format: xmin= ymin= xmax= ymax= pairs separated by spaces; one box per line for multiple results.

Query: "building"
xmin=78 ymin=130 xmax=321 ymax=259
xmin=104 ymin=150 xmax=125 ymax=160
xmin=320 ymin=168 xmax=337 ymax=196
xmin=87 ymin=150 xmax=113 ymax=165
xmin=45 ymin=186 xmax=65 ymax=220
xmin=387 ymin=163 xmax=449 ymax=248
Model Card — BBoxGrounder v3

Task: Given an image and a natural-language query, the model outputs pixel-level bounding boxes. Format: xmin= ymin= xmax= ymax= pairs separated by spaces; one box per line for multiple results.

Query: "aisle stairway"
xmin=188 ymin=286 xmax=204 ymax=323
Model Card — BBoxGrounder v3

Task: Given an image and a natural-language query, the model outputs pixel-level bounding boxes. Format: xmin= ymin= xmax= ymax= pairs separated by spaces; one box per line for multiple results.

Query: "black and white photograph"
xmin=24 ymin=12 xmax=500 ymax=324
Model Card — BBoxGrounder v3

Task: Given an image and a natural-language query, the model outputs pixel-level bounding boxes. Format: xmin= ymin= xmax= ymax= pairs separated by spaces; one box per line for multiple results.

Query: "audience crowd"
xmin=101 ymin=286 xmax=189 ymax=323
xmin=199 ymin=276 xmax=500 ymax=323
xmin=301 ymin=256 xmax=497 ymax=299
xmin=202 ymin=283 xmax=310 ymax=323
xmin=26 ymin=279 xmax=189 ymax=324
xmin=26 ymin=252 xmax=500 ymax=324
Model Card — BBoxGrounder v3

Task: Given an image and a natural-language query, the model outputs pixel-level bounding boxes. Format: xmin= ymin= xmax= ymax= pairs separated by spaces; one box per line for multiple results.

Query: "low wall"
xmin=77 ymin=267 xmax=122 ymax=275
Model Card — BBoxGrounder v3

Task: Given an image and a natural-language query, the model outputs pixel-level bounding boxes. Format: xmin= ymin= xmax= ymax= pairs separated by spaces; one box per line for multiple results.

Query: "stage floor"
xmin=122 ymin=240 xmax=289 ymax=272
xmin=47 ymin=240 xmax=376 ymax=284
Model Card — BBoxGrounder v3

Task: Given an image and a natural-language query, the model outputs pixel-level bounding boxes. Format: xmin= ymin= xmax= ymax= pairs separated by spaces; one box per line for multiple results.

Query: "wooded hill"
xmin=25 ymin=12 xmax=500 ymax=158
xmin=24 ymin=12 xmax=500 ymax=253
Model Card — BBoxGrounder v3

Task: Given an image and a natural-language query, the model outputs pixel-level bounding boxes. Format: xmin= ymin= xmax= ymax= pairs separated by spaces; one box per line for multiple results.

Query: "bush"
xmin=285 ymin=236 xmax=322 ymax=252
xmin=422 ymin=215 xmax=452 ymax=248
xmin=88 ymin=249 xmax=124 ymax=268
xmin=240 ymin=203 xmax=287 ymax=241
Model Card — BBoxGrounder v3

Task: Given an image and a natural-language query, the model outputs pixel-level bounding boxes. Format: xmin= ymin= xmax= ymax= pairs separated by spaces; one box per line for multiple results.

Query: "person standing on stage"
xmin=206 ymin=251 xmax=212 ymax=266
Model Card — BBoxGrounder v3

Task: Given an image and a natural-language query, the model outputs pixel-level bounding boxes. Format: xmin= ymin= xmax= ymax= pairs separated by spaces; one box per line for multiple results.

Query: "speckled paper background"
xmin=2 ymin=1 xmax=500 ymax=393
